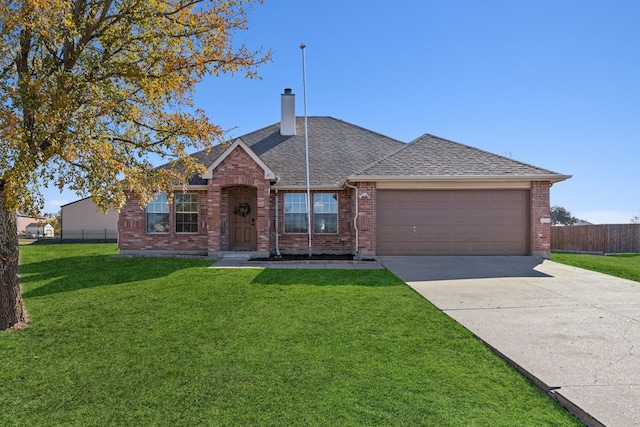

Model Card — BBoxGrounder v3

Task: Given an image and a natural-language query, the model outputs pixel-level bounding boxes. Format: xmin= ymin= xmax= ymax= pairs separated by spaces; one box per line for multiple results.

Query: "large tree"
xmin=550 ymin=205 xmax=578 ymax=226
xmin=0 ymin=0 xmax=269 ymax=330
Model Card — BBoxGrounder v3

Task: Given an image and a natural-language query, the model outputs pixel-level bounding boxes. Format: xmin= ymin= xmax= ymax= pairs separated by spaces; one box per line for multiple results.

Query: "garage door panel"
xmin=377 ymin=190 xmax=529 ymax=255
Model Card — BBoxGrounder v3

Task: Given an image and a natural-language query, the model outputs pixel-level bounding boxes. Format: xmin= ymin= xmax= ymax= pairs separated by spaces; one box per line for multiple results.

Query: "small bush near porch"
xmin=1 ymin=244 xmax=580 ymax=426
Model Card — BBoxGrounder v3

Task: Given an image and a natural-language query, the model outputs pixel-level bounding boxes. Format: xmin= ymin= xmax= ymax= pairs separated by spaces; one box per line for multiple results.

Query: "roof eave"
xmin=171 ymin=184 xmax=209 ymax=190
xmin=347 ymin=174 xmax=572 ymax=184
xmin=271 ymin=185 xmax=345 ymax=191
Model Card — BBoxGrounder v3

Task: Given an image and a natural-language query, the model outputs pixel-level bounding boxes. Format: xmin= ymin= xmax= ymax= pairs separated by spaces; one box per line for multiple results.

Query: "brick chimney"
xmin=280 ymin=88 xmax=296 ymax=136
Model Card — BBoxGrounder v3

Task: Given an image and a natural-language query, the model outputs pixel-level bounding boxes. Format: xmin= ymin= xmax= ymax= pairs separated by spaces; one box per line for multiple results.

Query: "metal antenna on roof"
xmin=300 ymin=43 xmax=312 ymax=258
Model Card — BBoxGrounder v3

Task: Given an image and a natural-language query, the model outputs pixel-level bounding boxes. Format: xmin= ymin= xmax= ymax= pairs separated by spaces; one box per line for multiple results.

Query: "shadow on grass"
xmin=249 ymin=268 xmax=405 ymax=287
xmin=21 ymin=255 xmax=210 ymax=298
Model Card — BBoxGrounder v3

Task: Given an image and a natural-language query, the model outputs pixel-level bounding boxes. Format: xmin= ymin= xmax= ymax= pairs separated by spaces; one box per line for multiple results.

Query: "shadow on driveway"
xmin=377 ymin=255 xmax=552 ymax=282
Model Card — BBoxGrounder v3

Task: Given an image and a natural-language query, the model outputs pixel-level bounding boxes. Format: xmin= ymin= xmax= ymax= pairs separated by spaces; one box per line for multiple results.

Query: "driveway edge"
xmin=479 ymin=338 xmax=605 ymax=427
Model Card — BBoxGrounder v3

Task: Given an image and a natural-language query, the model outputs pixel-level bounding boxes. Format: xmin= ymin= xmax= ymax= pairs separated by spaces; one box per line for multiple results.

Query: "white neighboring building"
xmin=16 ymin=212 xmax=47 ymax=234
xmin=25 ymin=223 xmax=54 ymax=237
xmin=61 ymin=197 xmax=119 ymax=241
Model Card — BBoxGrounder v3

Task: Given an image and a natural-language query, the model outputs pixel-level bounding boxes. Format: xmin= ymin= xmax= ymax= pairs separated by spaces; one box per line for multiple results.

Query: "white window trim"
xmin=284 ymin=193 xmax=309 ymax=234
xmin=313 ymin=193 xmax=339 ymax=235
xmin=146 ymin=194 xmax=170 ymax=234
xmin=175 ymin=193 xmax=199 ymax=234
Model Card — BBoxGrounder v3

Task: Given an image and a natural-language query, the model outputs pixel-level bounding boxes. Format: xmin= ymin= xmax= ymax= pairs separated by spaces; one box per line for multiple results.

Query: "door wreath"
xmin=233 ymin=201 xmax=251 ymax=217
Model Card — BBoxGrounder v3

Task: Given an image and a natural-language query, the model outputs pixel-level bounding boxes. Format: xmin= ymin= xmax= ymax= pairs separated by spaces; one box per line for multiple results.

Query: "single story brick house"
xmin=118 ymin=89 xmax=570 ymax=259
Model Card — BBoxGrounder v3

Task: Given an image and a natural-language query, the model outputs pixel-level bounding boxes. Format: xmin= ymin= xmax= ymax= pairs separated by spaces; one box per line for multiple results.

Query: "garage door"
xmin=377 ymin=190 xmax=529 ymax=255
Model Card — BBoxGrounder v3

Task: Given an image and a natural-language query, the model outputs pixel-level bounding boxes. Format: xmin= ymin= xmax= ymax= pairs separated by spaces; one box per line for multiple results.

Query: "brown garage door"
xmin=377 ymin=190 xmax=529 ymax=255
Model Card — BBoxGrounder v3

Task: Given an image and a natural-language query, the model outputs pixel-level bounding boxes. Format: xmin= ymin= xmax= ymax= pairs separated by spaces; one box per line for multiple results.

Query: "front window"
xmin=146 ymin=194 xmax=169 ymax=233
xmin=175 ymin=193 xmax=198 ymax=233
xmin=314 ymin=193 xmax=338 ymax=234
xmin=284 ymin=193 xmax=308 ymax=233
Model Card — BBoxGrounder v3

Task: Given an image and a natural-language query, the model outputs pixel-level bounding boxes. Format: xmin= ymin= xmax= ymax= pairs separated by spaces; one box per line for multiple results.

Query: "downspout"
xmin=274 ymin=176 xmax=281 ymax=257
xmin=345 ymin=181 xmax=359 ymax=255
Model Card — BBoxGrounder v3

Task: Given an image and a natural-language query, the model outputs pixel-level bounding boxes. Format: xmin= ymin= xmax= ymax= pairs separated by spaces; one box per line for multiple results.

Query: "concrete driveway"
xmin=378 ymin=256 xmax=640 ymax=427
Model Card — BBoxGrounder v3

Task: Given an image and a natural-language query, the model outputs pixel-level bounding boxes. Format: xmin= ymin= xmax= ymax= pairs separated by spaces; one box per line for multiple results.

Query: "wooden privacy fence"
xmin=551 ymin=224 xmax=640 ymax=254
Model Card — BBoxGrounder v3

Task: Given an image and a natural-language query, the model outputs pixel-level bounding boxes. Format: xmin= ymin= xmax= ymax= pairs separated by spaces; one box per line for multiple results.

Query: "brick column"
xmin=256 ymin=183 xmax=271 ymax=253
xmin=355 ymin=182 xmax=377 ymax=259
xmin=207 ymin=181 xmax=222 ymax=254
xmin=530 ymin=181 xmax=551 ymax=258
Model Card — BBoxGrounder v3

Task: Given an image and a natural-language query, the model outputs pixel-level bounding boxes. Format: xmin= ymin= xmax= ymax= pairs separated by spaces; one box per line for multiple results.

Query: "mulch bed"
xmin=251 ymin=253 xmax=354 ymax=262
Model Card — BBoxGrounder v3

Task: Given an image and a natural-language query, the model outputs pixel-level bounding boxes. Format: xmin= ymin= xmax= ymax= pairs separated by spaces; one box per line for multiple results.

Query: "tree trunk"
xmin=0 ymin=189 xmax=26 ymax=330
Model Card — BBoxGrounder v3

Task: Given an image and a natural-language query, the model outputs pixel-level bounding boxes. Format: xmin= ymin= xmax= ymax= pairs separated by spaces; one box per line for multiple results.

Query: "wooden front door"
xmin=230 ymin=191 xmax=257 ymax=249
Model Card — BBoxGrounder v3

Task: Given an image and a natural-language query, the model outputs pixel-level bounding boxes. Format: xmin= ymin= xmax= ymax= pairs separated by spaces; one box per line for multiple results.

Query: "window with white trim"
xmin=284 ymin=193 xmax=308 ymax=233
xmin=313 ymin=193 xmax=338 ymax=234
xmin=146 ymin=194 xmax=169 ymax=233
xmin=175 ymin=193 xmax=198 ymax=233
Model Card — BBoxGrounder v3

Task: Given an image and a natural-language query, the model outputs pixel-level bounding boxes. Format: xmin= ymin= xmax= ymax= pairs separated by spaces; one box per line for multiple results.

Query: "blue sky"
xmin=44 ymin=0 xmax=640 ymax=224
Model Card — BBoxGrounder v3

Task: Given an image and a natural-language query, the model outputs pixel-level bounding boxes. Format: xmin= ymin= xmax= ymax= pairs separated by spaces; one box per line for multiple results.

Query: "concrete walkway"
xmin=378 ymin=256 xmax=640 ymax=427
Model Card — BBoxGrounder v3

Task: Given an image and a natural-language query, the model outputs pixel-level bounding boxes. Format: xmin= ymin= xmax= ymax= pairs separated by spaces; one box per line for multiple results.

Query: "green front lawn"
xmin=1 ymin=244 xmax=580 ymax=426
xmin=552 ymin=252 xmax=640 ymax=282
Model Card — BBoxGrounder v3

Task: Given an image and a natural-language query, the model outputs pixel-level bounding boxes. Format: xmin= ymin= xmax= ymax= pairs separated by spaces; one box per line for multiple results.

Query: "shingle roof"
xmin=191 ymin=117 xmax=405 ymax=187
xmin=183 ymin=122 xmax=568 ymax=187
xmin=353 ymin=134 xmax=567 ymax=180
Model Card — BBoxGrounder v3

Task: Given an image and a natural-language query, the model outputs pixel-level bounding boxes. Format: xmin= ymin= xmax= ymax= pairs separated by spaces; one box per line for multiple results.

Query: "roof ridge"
xmin=317 ymin=117 xmax=405 ymax=144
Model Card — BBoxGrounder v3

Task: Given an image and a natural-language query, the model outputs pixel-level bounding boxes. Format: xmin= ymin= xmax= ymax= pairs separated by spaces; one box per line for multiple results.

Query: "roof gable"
xmin=202 ymin=137 xmax=275 ymax=180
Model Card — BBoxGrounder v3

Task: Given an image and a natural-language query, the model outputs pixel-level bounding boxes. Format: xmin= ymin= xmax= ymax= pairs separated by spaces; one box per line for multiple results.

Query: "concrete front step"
xmin=209 ymin=253 xmax=253 ymax=268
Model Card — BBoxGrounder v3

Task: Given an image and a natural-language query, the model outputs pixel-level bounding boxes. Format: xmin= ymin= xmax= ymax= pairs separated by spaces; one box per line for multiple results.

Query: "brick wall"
xmin=118 ymin=190 xmax=209 ymax=254
xmin=271 ymin=189 xmax=355 ymax=254
xmin=530 ymin=181 xmax=551 ymax=258
xmin=117 ymin=146 xmax=363 ymax=257
xmin=119 ymin=178 xmax=553 ymax=259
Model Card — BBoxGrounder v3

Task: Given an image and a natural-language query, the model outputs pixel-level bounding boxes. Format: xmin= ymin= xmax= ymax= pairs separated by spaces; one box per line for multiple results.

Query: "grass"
xmin=551 ymin=252 xmax=640 ymax=282
xmin=1 ymin=243 xmax=581 ymax=426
